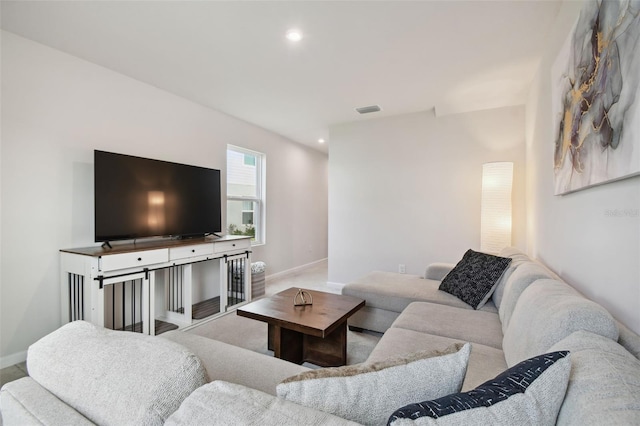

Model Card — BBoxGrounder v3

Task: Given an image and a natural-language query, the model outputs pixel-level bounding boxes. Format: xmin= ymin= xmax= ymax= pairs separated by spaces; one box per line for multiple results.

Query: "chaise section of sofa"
xmin=342 ymin=247 xmax=547 ymax=334
xmin=343 ymin=270 xmax=498 ymax=333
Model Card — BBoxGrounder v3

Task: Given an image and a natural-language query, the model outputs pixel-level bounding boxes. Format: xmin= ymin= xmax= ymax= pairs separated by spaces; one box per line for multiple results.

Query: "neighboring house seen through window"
xmin=227 ymin=145 xmax=265 ymax=244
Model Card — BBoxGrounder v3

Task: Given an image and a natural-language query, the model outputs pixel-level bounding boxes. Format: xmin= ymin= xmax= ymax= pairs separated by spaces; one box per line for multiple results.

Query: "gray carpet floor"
xmin=187 ymin=259 xmax=382 ymax=367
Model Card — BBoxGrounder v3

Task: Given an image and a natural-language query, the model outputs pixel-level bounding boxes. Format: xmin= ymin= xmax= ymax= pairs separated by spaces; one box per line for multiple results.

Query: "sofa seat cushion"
xmin=503 ymin=280 xmax=619 ymax=367
xmin=27 ymin=321 xmax=207 ymax=426
xmin=391 ymin=302 xmax=503 ymax=349
xmin=347 ymin=305 xmax=402 ymax=334
xmin=162 ymin=330 xmax=309 ymax=396
xmin=366 ymin=328 xmax=507 ymax=392
xmin=549 ymin=331 xmax=640 ymax=425
xmin=0 ymin=377 xmax=95 ymax=426
xmin=277 ymin=343 xmax=470 ymax=425
xmin=342 ymin=271 xmax=497 ymax=314
xmin=166 ymin=381 xmax=357 ymax=426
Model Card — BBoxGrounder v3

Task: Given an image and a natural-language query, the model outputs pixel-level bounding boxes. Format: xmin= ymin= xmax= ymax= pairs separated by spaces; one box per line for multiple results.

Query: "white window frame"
xmin=227 ymin=145 xmax=266 ymax=245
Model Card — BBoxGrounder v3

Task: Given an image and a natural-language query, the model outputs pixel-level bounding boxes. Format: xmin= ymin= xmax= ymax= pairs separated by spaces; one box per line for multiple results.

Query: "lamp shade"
xmin=480 ymin=162 xmax=513 ymax=253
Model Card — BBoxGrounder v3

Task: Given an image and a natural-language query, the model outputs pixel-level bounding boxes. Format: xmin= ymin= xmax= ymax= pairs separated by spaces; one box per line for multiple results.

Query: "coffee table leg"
xmin=269 ymin=324 xmax=304 ymax=364
xmin=303 ymin=321 xmax=347 ymax=367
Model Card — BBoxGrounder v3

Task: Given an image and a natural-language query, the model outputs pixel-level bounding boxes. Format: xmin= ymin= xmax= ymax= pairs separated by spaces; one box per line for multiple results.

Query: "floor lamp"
xmin=480 ymin=162 xmax=513 ymax=254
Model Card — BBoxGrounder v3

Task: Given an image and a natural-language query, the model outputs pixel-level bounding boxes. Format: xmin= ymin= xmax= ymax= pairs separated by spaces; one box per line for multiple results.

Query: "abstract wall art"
xmin=552 ymin=0 xmax=640 ymax=195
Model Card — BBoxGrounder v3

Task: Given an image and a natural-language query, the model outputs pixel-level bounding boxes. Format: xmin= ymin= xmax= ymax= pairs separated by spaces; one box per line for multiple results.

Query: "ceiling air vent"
xmin=355 ymin=105 xmax=381 ymax=114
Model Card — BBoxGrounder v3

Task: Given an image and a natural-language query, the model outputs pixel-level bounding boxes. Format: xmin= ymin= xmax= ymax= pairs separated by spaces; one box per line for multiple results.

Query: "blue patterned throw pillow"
xmin=387 ymin=351 xmax=571 ymax=426
xmin=438 ymin=249 xmax=511 ymax=309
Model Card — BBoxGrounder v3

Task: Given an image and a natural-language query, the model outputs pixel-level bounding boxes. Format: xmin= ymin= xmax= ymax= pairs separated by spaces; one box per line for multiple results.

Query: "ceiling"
xmin=0 ymin=1 xmax=563 ymax=153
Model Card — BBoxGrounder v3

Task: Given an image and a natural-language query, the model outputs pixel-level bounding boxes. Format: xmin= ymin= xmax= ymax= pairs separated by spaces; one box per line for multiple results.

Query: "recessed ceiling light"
xmin=318 ymin=138 xmax=325 ymax=144
xmin=286 ymin=29 xmax=303 ymax=42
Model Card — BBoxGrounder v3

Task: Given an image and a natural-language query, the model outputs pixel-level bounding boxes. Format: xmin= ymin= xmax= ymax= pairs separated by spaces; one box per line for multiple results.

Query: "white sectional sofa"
xmin=343 ymin=247 xmax=640 ymax=423
xmin=1 ymin=247 xmax=639 ymax=425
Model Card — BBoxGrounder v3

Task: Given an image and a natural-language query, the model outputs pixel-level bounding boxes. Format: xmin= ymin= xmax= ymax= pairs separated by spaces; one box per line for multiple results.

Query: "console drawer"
xmin=214 ymin=239 xmax=250 ymax=253
xmin=99 ymin=249 xmax=168 ymax=272
xmin=169 ymin=244 xmax=214 ymax=261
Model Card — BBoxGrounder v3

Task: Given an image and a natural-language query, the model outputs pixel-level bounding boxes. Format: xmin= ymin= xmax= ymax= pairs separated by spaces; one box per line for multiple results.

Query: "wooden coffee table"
xmin=237 ymin=288 xmax=365 ymax=367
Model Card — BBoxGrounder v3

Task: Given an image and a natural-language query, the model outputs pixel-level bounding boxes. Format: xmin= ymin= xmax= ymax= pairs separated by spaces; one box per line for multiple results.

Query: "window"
xmin=227 ymin=146 xmax=265 ymax=244
xmin=243 ymin=155 xmax=256 ymax=167
xmin=241 ymin=201 xmax=254 ymax=225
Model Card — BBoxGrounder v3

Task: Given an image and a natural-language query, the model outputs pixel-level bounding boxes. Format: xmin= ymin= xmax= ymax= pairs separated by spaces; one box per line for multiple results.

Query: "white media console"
xmin=60 ymin=235 xmax=252 ymax=335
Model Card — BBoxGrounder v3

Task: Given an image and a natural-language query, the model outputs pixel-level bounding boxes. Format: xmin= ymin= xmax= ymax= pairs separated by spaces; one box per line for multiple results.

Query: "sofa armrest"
xmin=26 ymin=321 xmax=206 ymax=426
xmin=1 ymin=377 xmax=94 ymax=426
xmin=424 ymin=263 xmax=456 ymax=281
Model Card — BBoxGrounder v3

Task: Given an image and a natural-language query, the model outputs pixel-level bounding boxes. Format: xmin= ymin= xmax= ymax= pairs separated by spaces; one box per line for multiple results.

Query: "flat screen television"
xmin=94 ymin=150 xmax=221 ymax=243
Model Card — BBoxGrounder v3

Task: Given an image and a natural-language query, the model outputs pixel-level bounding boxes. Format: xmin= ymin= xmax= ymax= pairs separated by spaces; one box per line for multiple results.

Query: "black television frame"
xmin=94 ymin=150 xmax=222 ymax=243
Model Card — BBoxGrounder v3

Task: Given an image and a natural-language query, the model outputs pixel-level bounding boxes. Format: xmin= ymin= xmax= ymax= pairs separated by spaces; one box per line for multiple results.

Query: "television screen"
xmin=94 ymin=150 xmax=221 ymax=242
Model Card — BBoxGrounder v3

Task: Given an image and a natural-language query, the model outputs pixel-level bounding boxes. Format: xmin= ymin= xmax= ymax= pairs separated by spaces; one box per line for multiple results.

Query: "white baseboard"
xmin=326 ymin=281 xmax=346 ymax=292
xmin=1 ymin=350 xmax=27 ymax=369
xmin=265 ymin=258 xmax=328 ymax=281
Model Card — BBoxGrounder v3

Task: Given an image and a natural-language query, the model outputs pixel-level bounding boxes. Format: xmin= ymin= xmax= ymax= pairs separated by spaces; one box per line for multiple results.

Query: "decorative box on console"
xmin=251 ymin=261 xmax=266 ymax=299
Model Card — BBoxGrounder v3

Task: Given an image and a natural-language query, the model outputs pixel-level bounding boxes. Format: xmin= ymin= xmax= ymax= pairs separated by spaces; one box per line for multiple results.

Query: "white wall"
xmin=328 ymin=107 xmax=526 ymax=285
xmin=526 ymin=1 xmax=640 ymax=334
xmin=0 ymin=32 xmax=328 ymax=366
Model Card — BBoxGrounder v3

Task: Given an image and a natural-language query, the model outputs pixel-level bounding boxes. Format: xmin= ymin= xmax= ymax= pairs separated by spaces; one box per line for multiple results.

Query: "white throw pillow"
xmin=277 ymin=343 xmax=470 ymax=425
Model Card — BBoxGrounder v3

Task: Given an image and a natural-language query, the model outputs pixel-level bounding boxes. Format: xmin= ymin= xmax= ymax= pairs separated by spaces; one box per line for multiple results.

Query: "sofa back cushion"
xmin=549 ymin=330 xmax=640 ymax=425
xmin=492 ymin=247 xmax=532 ymax=309
xmin=498 ymin=262 xmax=557 ymax=333
xmin=502 ymin=279 xmax=619 ymax=367
xmin=27 ymin=321 xmax=207 ymax=426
